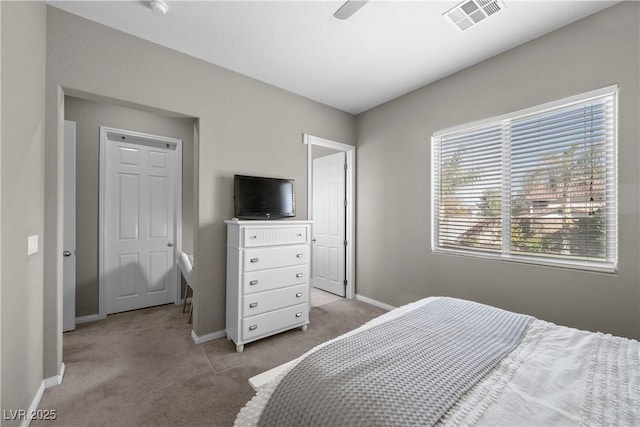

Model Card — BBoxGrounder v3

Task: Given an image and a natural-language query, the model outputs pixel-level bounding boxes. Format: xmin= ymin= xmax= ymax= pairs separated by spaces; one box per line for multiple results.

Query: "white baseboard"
xmin=355 ymin=294 xmax=396 ymax=311
xmin=17 ymin=362 xmax=65 ymax=427
xmin=20 ymin=381 xmax=45 ymax=427
xmin=44 ymin=362 xmax=66 ymax=389
xmin=191 ymin=329 xmax=226 ymax=344
xmin=75 ymin=314 xmax=100 ymax=324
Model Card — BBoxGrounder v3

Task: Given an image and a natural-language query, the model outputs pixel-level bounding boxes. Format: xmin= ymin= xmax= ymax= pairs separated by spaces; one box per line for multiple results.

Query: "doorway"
xmin=305 ymin=134 xmax=356 ymax=299
xmin=63 ymin=95 xmax=196 ymax=324
xmin=99 ymin=127 xmax=182 ymax=316
xmin=312 ymin=151 xmax=346 ymax=296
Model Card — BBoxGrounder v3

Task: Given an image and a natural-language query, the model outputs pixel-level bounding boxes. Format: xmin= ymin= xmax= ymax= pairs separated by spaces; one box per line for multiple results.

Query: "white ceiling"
xmin=48 ymin=0 xmax=619 ymax=114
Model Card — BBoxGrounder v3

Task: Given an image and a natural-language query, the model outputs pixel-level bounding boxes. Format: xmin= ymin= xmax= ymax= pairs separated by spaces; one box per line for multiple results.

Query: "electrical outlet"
xmin=27 ymin=235 xmax=38 ymax=255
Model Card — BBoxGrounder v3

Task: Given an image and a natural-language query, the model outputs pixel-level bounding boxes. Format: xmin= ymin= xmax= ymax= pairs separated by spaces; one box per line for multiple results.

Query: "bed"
xmin=235 ymin=297 xmax=640 ymax=426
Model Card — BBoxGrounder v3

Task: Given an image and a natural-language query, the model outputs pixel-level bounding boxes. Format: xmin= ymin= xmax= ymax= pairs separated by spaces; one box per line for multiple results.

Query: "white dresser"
xmin=225 ymin=220 xmax=312 ymax=352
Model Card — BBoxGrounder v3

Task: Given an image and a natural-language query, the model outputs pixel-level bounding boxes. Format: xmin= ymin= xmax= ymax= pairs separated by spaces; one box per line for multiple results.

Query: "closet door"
xmin=103 ymin=133 xmax=178 ymax=314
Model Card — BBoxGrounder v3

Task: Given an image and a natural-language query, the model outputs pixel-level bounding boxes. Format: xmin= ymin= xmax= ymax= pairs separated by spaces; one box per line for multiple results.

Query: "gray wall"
xmin=44 ymin=7 xmax=356 ymax=376
xmin=1 ymin=1 xmax=47 ymax=422
xmin=356 ymin=2 xmax=640 ymax=339
xmin=64 ymin=96 xmax=195 ymax=317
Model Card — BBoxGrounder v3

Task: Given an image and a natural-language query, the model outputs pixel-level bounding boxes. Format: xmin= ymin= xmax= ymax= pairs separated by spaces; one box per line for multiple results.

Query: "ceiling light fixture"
xmin=150 ymin=0 xmax=168 ymax=16
xmin=444 ymin=0 xmax=505 ymax=31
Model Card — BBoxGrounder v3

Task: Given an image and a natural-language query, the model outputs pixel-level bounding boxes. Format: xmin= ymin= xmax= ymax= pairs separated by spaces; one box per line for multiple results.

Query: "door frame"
xmin=304 ymin=134 xmax=355 ymax=299
xmin=98 ymin=126 xmax=183 ymax=319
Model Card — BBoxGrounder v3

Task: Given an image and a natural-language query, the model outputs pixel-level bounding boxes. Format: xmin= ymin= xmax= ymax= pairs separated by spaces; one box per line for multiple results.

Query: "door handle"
xmin=312 ymin=238 xmax=317 ymax=243
xmin=63 ymin=251 xmax=72 ymax=257
xmin=167 ymin=243 xmax=174 ymax=247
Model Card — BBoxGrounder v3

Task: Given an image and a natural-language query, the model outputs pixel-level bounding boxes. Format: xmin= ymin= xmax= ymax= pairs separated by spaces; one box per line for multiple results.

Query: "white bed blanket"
xmin=235 ymin=298 xmax=640 ymax=426
xmin=441 ymin=318 xmax=640 ymax=426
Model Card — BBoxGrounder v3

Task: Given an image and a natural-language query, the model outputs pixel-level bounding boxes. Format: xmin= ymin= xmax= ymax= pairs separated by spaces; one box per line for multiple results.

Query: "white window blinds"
xmin=432 ymin=87 xmax=617 ymax=272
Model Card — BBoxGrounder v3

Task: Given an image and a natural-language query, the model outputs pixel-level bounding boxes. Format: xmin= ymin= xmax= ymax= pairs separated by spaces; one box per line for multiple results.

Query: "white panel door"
xmin=104 ymin=136 xmax=177 ymax=314
xmin=63 ymin=120 xmax=76 ymax=332
xmin=312 ymin=152 xmax=346 ymax=296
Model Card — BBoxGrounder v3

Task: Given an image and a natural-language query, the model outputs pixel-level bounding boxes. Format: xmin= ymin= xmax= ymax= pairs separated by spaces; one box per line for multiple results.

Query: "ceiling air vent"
xmin=443 ymin=0 xmax=505 ymax=32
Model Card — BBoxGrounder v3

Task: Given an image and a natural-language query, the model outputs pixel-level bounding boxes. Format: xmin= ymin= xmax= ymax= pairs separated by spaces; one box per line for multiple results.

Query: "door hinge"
xmin=344 ymin=199 xmax=348 ymax=207
xmin=344 ymin=163 xmax=348 ymax=171
xmin=344 ymin=240 xmax=348 ymax=246
xmin=343 ymin=279 xmax=348 ymax=286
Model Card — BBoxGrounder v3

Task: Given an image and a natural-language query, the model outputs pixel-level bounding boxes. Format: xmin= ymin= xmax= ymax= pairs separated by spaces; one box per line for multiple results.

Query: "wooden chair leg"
xmin=182 ymin=286 xmax=189 ymax=313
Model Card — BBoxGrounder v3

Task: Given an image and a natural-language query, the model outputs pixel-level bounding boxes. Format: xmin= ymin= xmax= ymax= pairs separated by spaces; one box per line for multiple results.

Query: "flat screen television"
xmin=234 ymin=175 xmax=296 ymax=220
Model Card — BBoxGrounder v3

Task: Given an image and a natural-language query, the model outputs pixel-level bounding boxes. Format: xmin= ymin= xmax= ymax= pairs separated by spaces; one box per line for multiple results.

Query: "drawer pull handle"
xmin=250 ymin=235 xmax=257 ymax=239
xmin=250 ymin=258 xmax=259 ymax=263
xmin=249 ymin=325 xmax=257 ymax=331
xmin=296 ymin=254 xmax=304 ymax=258
xmin=249 ymin=280 xmax=259 ymax=286
xmin=296 ymin=273 xmax=303 ymax=278
xmin=295 ymin=312 xmax=303 ymax=318
xmin=296 ymin=292 xmax=303 ymax=298
xmin=297 ymin=233 xmax=302 ymax=237
xmin=249 ymin=302 xmax=258 ymax=308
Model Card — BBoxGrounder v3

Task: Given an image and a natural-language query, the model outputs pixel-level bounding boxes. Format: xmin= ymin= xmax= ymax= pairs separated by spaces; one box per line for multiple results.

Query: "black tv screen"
xmin=234 ymin=175 xmax=296 ymax=220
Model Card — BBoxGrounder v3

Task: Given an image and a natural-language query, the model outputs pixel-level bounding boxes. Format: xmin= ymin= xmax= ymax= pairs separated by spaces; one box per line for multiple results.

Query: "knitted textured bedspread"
xmin=257 ymin=297 xmax=534 ymax=426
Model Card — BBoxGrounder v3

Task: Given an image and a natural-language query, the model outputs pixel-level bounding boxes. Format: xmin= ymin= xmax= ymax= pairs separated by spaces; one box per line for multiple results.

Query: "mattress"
xmin=235 ymin=297 xmax=640 ymax=426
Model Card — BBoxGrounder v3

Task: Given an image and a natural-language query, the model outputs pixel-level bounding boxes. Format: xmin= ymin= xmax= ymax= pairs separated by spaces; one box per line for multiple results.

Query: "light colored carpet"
xmin=34 ymin=296 xmax=386 ymax=427
xmin=310 ymin=287 xmax=343 ymax=307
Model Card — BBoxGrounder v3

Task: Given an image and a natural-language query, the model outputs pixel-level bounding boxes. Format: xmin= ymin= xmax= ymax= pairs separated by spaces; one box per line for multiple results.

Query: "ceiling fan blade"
xmin=333 ymin=0 xmax=369 ymax=20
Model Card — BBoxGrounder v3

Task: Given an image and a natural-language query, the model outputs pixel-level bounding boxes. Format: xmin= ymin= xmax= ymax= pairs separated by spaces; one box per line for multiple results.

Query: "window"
xmin=432 ymin=86 xmax=617 ymax=272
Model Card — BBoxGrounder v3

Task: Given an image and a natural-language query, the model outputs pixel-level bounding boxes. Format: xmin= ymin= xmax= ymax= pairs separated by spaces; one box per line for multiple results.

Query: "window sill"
xmin=432 ymin=248 xmax=617 ymax=274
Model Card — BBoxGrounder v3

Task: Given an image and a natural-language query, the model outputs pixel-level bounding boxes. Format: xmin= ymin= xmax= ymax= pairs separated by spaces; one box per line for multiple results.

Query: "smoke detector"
xmin=444 ymin=0 xmax=505 ymax=31
xmin=150 ymin=0 xmax=168 ymax=16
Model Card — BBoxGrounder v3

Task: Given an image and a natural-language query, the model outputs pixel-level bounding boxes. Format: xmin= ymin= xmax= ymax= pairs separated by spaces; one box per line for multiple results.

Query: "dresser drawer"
xmin=243 ymin=245 xmax=309 ymax=272
xmin=243 ymin=284 xmax=307 ymax=316
xmin=242 ymin=303 xmax=308 ymax=341
xmin=243 ymin=265 xmax=308 ymax=295
xmin=243 ymin=226 xmax=308 ymax=247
